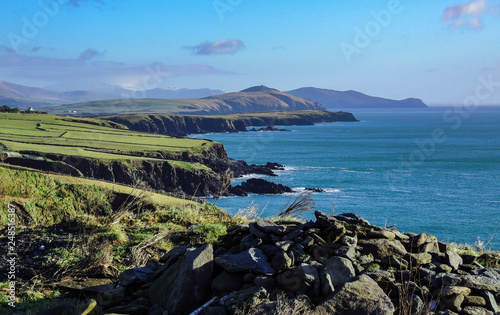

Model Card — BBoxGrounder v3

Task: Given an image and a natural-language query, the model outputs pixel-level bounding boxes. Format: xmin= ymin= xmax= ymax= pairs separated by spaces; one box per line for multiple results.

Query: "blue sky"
xmin=1 ymin=0 xmax=500 ymax=105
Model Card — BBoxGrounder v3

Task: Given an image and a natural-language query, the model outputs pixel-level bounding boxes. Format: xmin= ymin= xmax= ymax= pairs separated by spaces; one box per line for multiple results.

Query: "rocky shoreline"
xmin=39 ymin=211 xmax=500 ymax=315
xmin=104 ymin=110 xmax=358 ymax=137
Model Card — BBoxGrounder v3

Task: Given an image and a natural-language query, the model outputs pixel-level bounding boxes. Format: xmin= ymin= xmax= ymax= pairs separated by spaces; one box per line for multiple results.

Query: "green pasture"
xmin=0 ymin=113 xmax=214 ymax=161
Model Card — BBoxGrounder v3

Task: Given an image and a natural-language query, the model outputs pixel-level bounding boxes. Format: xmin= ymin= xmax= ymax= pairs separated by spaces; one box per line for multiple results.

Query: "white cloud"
xmin=442 ymin=0 xmax=498 ymax=30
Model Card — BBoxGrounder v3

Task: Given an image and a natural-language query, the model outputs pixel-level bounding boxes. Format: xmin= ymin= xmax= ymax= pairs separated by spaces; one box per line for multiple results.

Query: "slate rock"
xmin=315 ymin=274 xmax=395 ymax=314
xmin=255 ymin=219 xmax=287 ymax=235
xmin=321 ymin=273 xmax=335 ymax=297
xmin=223 ymin=286 xmax=269 ymax=310
xmin=358 ymin=238 xmax=407 ymax=259
xmin=440 ymin=273 xmax=500 ymax=293
xmin=119 ymin=265 xmax=156 ymax=287
xmin=200 ymin=306 xmax=229 ymax=315
xmin=480 ymin=291 xmax=498 ymax=313
xmin=147 ymin=304 xmax=165 ymax=315
xmin=461 ymin=306 xmax=494 ymax=315
xmin=298 ymin=263 xmax=320 ymax=283
xmin=159 ymin=245 xmax=190 ymax=263
xmin=249 ymin=223 xmax=268 ymax=239
xmin=334 ymin=245 xmax=357 ymax=260
xmin=404 ymin=252 xmax=433 ymax=266
xmin=411 ymin=233 xmax=439 ymax=253
xmin=441 ymin=294 xmax=465 ymax=313
xmin=334 ymin=212 xmax=371 ymax=226
xmin=149 ymin=244 xmax=213 ymax=315
xmin=253 ymin=275 xmax=275 ymax=291
xmin=271 ymin=251 xmax=292 ymax=273
xmin=276 ymin=270 xmax=310 ymax=293
xmin=446 ymin=251 xmax=463 ymax=270
xmin=275 ymin=240 xmax=294 ymax=252
xmin=215 ymin=248 xmax=275 ymax=275
xmin=464 ymin=295 xmax=487 ymax=306
xmin=211 ymin=271 xmax=244 ymax=297
xmin=291 ymin=243 xmax=310 ymax=264
xmin=437 ymin=264 xmax=454 ymax=273
xmin=321 ymin=256 xmax=356 ymax=287
xmin=435 ymin=286 xmax=471 ymax=297
xmin=367 ymin=230 xmax=396 ymax=240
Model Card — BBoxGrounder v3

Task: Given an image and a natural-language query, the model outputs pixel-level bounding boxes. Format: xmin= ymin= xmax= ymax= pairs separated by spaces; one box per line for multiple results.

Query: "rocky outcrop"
xmin=249 ymin=125 xmax=290 ymax=132
xmin=56 ymin=211 xmax=500 ymax=314
xmin=104 ymin=110 xmax=358 ymax=137
xmin=232 ymin=178 xmax=293 ymax=195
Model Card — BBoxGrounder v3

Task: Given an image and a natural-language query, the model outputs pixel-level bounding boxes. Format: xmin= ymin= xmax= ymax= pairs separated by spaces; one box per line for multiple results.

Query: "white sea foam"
xmin=391 ymin=189 xmax=412 ymax=193
xmin=292 ymin=187 xmax=341 ymax=193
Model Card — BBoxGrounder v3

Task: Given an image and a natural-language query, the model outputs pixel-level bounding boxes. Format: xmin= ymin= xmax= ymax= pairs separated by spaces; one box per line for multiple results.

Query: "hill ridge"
xmin=287 ymin=87 xmax=428 ymax=109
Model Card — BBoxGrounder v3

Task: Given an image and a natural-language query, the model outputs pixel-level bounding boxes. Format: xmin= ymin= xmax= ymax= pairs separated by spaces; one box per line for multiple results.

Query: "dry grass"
xmin=234 ymin=201 xmax=261 ymax=221
xmin=233 ymin=293 xmax=315 ymax=315
xmin=277 ymin=191 xmax=315 ymax=219
xmin=131 ymin=231 xmax=169 ymax=267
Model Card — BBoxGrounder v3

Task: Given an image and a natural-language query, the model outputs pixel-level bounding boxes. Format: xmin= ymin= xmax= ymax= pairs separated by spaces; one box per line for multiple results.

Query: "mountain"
xmin=0 ymin=79 xmax=226 ymax=108
xmin=44 ymin=85 xmax=326 ymax=116
xmin=0 ymin=80 xmax=115 ymax=108
xmin=145 ymin=87 xmax=224 ymax=98
xmin=286 ymin=87 xmax=428 ymax=109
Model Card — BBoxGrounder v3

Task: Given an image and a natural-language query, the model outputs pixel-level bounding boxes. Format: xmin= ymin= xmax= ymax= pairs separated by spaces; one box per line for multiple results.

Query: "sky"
xmin=1 ymin=0 xmax=500 ymax=105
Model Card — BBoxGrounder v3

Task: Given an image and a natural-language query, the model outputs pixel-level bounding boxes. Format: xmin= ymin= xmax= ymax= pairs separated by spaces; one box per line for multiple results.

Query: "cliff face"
xmin=1 ymin=143 xmax=279 ymax=197
xmin=1 ymin=153 xmax=222 ymax=197
xmin=105 ymin=111 xmax=358 ymax=137
xmin=107 ymin=115 xmax=247 ymax=137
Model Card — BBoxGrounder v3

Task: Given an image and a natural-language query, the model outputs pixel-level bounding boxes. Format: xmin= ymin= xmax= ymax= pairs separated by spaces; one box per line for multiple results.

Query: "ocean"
xmin=190 ymin=107 xmax=500 ymax=250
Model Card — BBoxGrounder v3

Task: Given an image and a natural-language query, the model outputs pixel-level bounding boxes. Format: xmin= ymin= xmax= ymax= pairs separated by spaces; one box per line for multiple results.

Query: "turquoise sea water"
xmin=191 ymin=107 xmax=500 ymax=250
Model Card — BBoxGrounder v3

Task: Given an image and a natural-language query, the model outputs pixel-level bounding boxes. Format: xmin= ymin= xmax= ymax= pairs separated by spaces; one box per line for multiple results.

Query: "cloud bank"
xmin=0 ymin=51 xmax=232 ymax=91
xmin=189 ymin=39 xmax=245 ymax=55
xmin=442 ymin=0 xmax=497 ymax=30
xmin=79 ymin=48 xmax=105 ymax=61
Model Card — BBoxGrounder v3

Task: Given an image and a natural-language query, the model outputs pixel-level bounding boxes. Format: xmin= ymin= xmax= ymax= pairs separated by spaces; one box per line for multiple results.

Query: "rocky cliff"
xmin=104 ymin=110 xmax=358 ymax=137
xmin=0 ymin=143 xmax=282 ymax=197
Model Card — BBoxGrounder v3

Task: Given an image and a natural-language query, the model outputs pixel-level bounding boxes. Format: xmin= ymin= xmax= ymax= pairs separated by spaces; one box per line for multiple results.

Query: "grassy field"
xmin=0 ymin=113 xmax=214 ymax=166
xmin=0 ymin=165 xmax=242 ymax=312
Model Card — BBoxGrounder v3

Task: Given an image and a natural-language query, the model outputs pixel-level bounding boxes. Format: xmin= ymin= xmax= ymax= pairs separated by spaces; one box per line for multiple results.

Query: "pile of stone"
xmin=42 ymin=211 xmax=500 ymax=315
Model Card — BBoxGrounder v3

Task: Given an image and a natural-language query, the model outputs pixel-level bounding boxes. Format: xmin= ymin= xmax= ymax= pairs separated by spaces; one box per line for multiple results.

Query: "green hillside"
xmin=42 ymin=86 xmax=326 ymax=116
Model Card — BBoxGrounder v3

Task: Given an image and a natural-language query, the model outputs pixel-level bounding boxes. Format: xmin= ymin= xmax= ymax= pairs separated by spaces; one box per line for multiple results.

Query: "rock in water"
xmin=234 ymin=178 xmax=293 ymax=194
xmin=149 ymin=244 xmax=213 ymax=315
